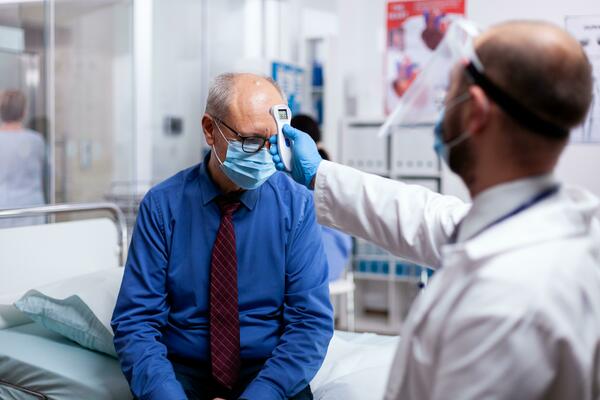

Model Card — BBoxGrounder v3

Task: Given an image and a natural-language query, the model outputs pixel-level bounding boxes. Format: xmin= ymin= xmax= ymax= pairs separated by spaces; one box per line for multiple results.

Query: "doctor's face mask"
xmin=435 ymin=67 xmax=478 ymax=178
xmin=433 ymin=91 xmax=471 ymax=165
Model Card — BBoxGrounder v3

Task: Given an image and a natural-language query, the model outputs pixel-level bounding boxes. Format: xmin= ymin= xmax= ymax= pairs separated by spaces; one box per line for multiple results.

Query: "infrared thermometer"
xmin=270 ymin=104 xmax=293 ymax=171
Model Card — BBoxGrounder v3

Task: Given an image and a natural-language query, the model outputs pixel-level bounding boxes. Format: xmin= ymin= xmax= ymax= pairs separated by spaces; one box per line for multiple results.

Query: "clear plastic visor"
xmin=379 ymin=18 xmax=482 ymax=137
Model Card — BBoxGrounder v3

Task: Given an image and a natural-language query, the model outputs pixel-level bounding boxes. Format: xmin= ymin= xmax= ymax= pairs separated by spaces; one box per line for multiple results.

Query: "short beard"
xmin=449 ymin=138 xmax=476 ymax=187
xmin=445 ymin=109 xmax=476 ymax=187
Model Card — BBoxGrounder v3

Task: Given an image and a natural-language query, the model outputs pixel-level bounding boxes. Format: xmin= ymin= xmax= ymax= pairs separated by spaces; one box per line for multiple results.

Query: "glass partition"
xmin=0 ymin=0 xmax=135 ymax=217
xmin=0 ymin=1 xmax=48 ymax=228
xmin=53 ymin=0 xmax=134 ymax=204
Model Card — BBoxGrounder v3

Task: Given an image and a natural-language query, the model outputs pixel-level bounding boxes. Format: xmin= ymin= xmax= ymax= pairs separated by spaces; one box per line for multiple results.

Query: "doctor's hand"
xmin=269 ymin=125 xmax=323 ymax=189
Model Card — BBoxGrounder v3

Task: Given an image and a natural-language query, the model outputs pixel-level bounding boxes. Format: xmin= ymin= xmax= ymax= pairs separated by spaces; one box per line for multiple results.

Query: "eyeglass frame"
xmin=213 ymin=116 xmax=269 ymax=154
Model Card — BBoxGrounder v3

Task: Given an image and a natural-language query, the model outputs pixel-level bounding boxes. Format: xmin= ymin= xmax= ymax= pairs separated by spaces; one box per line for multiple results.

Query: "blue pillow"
xmin=14 ymin=290 xmax=116 ymax=358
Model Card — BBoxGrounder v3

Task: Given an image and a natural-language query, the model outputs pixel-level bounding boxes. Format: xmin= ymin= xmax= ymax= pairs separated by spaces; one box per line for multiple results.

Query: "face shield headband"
xmin=378 ymin=18 xmax=571 ymax=140
xmin=464 ymin=60 xmax=569 ymax=139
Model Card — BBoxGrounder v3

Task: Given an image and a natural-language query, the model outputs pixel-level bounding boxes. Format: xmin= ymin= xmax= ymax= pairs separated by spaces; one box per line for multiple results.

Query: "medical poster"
xmin=565 ymin=15 xmax=600 ymax=144
xmin=271 ymin=61 xmax=304 ymax=116
xmin=385 ymin=0 xmax=465 ymax=114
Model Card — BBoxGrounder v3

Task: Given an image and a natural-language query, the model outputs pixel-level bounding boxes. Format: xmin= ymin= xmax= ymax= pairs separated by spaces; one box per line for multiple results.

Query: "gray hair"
xmin=204 ymin=73 xmax=286 ymax=120
xmin=1 ymin=90 xmax=26 ymax=123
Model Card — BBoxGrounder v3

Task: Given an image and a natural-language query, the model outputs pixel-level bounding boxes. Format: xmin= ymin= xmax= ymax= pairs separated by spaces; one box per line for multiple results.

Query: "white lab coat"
xmin=314 ymin=160 xmax=600 ymax=400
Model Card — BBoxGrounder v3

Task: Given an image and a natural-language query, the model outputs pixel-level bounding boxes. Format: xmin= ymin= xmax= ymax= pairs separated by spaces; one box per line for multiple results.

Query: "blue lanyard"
xmin=466 ymin=184 xmax=561 ymax=241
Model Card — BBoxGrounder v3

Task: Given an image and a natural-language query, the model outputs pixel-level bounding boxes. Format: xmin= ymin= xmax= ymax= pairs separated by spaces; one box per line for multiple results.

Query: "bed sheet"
xmin=310 ymin=330 xmax=400 ymax=399
xmin=0 ymin=322 xmax=131 ymax=400
xmin=0 ymin=323 xmax=398 ymax=400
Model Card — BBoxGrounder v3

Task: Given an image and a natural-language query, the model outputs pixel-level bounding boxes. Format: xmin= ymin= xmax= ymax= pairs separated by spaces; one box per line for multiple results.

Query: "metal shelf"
xmin=340 ymin=118 xmax=442 ymax=334
xmin=354 ymin=313 xmax=402 ymax=335
xmin=394 ymin=174 xmax=442 ymax=179
xmin=354 ymin=272 xmax=420 ymax=284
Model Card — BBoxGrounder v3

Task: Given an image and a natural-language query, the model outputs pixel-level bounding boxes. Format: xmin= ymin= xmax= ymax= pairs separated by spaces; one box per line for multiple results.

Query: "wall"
xmin=53 ymin=1 xmax=134 ymax=202
xmin=337 ymin=0 xmax=387 ymax=120
xmin=112 ymin=1 xmax=134 ymax=190
xmin=146 ymin=0 xmax=340 ymax=183
xmin=337 ymin=0 xmax=600 ymax=199
xmin=151 ymin=0 xmax=206 ymax=182
xmin=467 ymin=0 xmax=600 ymax=198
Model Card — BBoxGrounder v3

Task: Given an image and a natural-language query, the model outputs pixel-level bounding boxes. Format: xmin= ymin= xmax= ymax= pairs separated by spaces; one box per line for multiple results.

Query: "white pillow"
xmin=14 ymin=268 xmax=124 ymax=357
xmin=311 ymin=333 xmax=399 ymax=400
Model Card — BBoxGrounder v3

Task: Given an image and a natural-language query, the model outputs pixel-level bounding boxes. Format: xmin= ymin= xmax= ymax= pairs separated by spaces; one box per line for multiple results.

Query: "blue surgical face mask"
xmin=212 ymin=122 xmax=276 ymax=190
xmin=433 ymin=93 xmax=471 ymax=165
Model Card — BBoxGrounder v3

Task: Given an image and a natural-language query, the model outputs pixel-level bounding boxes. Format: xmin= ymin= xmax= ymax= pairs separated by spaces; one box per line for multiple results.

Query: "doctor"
xmin=271 ymin=20 xmax=600 ymax=399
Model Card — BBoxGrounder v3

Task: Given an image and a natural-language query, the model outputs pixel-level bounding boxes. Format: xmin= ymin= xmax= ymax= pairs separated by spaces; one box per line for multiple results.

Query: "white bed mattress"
xmin=0 ymin=322 xmax=132 ymax=400
xmin=311 ymin=331 xmax=399 ymax=400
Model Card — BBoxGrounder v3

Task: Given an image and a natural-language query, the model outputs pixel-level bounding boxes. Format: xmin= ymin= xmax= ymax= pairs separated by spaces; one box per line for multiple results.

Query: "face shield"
xmin=379 ymin=18 xmax=482 ymax=137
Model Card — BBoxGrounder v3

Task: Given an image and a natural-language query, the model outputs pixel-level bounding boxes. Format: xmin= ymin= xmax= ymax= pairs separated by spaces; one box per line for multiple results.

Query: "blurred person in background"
xmin=0 ymin=90 xmax=45 ymax=228
xmin=291 ymin=114 xmax=352 ymax=282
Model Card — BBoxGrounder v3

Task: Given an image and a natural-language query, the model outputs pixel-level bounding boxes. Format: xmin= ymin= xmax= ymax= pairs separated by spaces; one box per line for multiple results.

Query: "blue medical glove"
xmin=269 ymin=125 xmax=322 ymax=189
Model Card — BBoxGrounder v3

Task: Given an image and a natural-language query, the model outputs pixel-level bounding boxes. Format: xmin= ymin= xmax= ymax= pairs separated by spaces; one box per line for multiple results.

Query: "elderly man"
xmin=112 ymin=73 xmax=333 ymax=400
xmin=272 ymin=20 xmax=600 ymax=399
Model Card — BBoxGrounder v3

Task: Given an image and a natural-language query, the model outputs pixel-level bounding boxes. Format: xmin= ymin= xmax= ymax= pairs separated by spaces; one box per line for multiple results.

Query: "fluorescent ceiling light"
xmin=0 ymin=0 xmax=43 ymax=4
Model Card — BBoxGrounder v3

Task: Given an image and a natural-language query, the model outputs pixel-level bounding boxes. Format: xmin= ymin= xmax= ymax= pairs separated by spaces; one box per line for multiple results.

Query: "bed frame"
xmin=0 ymin=203 xmax=127 ymax=264
xmin=0 ymin=203 xmax=127 ymax=298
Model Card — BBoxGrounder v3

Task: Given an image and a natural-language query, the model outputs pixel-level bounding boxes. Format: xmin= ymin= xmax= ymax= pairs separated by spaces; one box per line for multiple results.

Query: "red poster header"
xmin=387 ymin=0 xmax=465 ymax=30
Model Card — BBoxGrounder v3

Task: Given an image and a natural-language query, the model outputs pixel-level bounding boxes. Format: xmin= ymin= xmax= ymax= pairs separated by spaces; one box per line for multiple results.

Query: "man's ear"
xmin=202 ymin=114 xmax=215 ymax=146
xmin=466 ymin=85 xmax=490 ymax=137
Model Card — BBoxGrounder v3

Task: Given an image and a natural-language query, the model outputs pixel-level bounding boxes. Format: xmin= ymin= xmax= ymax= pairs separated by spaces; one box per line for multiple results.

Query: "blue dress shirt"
xmin=111 ymin=156 xmax=334 ymax=400
xmin=321 ymin=226 xmax=352 ymax=282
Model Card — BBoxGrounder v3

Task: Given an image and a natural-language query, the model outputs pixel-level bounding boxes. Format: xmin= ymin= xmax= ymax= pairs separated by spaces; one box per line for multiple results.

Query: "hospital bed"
xmin=0 ymin=203 xmax=399 ymax=400
xmin=0 ymin=203 xmax=130 ymax=399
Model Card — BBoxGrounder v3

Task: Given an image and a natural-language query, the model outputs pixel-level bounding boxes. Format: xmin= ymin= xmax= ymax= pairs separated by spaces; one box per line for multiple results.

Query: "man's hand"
xmin=269 ymin=125 xmax=323 ymax=189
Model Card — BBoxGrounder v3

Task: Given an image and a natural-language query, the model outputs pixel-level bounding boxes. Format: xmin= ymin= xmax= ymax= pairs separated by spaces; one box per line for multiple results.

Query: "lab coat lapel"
xmin=407 ymin=244 xmax=470 ymax=324
xmin=463 ymin=188 xmax=598 ymax=261
xmin=405 ymin=188 xmax=595 ymax=329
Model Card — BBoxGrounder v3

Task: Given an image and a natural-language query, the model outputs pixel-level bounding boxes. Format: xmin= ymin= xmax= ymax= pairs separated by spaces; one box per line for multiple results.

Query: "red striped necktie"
xmin=210 ymin=196 xmax=242 ymax=389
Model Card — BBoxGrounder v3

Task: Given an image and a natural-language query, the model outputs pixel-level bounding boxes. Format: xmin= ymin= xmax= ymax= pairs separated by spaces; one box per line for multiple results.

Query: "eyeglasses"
xmin=214 ymin=117 xmax=269 ymax=154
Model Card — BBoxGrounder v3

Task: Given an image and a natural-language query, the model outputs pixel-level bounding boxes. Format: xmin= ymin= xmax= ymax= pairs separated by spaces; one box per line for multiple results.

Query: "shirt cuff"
xmin=141 ymin=377 xmax=187 ymax=400
xmin=240 ymin=380 xmax=284 ymax=400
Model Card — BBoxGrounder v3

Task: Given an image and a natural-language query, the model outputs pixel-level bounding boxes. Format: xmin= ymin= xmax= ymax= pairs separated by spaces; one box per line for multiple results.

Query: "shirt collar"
xmin=456 ymin=173 xmax=557 ymax=242
xmin=198 ymin=151 xmax=260 ymax=210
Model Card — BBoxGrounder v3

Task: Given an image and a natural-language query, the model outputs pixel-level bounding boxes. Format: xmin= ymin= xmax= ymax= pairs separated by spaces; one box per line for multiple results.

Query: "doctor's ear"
xmin=466 ymin=85 xmax=491 ymax=136
xmin=202 ymin=114 xmax=216 ymax=146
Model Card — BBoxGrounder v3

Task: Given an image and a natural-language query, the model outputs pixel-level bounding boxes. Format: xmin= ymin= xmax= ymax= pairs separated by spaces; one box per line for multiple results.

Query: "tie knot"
xmin=216 ymin=196 xmax=241 ymax=216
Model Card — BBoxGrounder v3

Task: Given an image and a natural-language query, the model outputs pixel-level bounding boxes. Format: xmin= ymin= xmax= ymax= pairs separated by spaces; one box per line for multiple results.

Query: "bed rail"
xmin=0 ymin=203 xmax=128 ymax=266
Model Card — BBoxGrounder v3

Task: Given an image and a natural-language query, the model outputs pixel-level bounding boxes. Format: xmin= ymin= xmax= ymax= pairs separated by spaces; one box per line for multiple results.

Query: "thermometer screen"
xmin=277 ymin=109 xmax=288 ymax=119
